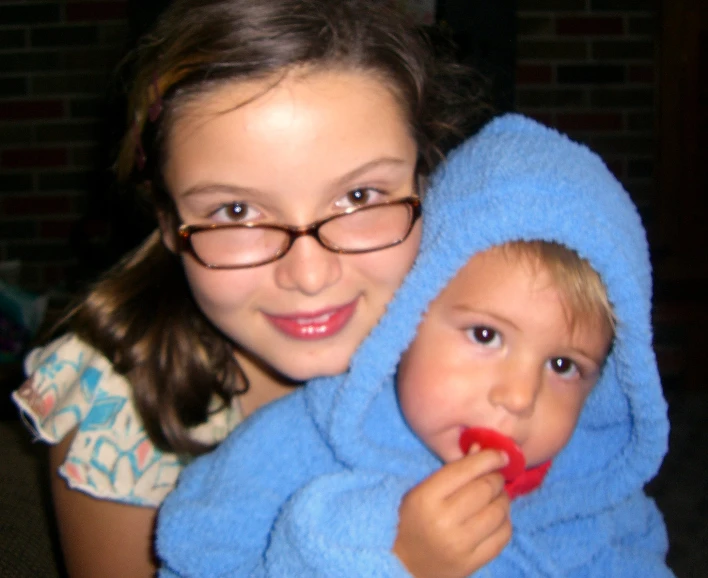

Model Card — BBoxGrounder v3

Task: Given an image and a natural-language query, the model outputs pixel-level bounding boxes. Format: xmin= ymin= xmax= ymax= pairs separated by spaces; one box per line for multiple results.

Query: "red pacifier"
xmin=459 ymin=427 xmax=551 ymax=499
xmin=458 ymin=427 xmax=526 ymax=482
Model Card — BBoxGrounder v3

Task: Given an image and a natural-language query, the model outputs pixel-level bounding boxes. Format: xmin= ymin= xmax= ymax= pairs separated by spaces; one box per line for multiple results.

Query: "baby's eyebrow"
xmin=564 ymin=345 xmax=607 ymax=371
xmin=449 ymin=304 xmax=519 ymax=331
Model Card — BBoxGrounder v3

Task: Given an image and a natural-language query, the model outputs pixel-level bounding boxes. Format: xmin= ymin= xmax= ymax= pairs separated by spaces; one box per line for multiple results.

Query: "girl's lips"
xmin=264 ymin=299 xmax=358 ymax=340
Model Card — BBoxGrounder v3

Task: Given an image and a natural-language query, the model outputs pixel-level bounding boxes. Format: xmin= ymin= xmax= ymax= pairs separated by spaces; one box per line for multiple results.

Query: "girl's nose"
xmin=488 ymin=366 xmax=542 ymax=418
xmin=273 ymin=235 xmax=342 ymax=295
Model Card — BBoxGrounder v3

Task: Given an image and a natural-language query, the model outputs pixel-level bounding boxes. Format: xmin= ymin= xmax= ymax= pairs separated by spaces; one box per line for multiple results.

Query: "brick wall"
xmin=513 ymin=1 xmax=688 ymax=386
xmin=0 ymin=0 xmax=130 ymax=294
xmin=515 ymin=0 xmax=657 ymax=229
xmin=1 ymin=0 xmax=659 ymax=297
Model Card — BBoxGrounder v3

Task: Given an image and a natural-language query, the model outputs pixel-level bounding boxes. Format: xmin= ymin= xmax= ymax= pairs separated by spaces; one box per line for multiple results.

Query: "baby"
xmin=392 ymin=238 xmax=615 ymax=575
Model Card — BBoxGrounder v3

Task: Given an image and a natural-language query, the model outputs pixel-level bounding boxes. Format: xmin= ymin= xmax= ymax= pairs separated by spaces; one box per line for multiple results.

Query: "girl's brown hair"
xmin=66 ymin=0 xmax=494 ymax=455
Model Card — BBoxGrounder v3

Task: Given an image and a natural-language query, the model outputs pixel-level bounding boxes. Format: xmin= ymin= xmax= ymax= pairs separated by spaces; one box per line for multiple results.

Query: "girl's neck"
xmin=234 ymin=351 xmax=302 ymax=419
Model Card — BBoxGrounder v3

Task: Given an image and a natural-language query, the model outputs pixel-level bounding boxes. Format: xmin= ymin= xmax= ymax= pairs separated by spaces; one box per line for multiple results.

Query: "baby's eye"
xmin=211 ymin=202 xmax=259 ymax=224
xmin=466 ymin=326 xmax=502 ymax=348
xmin=335 ymin=188 xmax=384 ymax=209
xmin=548 ymin=357 xmax=579 ymax=378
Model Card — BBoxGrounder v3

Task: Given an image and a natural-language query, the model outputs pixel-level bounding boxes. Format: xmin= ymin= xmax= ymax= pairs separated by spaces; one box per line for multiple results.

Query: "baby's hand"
xmin=393 ymin=449 xmax=512 ymax=578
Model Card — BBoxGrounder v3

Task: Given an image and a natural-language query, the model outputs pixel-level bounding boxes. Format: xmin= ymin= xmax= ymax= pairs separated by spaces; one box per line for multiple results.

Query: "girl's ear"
xmin=157 ymin=208 xmax=178 ymax=253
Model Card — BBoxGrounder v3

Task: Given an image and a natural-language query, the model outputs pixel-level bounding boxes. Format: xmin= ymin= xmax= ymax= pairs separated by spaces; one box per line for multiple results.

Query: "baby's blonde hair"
xmin=498 ymin=240 xmax=616 ymax=336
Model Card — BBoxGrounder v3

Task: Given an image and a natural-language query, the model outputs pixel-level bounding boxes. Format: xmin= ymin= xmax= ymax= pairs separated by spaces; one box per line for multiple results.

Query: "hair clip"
xmin=148 ymin=73 xmax=163 ymax=122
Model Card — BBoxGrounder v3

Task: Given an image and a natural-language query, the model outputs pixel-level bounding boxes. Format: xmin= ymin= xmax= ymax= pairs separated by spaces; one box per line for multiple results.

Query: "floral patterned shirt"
xmin=12 ymin=333 xmax=242 ymax=507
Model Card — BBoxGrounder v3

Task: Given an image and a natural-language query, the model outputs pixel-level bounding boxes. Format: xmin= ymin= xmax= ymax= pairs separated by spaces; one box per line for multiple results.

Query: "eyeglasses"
xmin=177 ymin=196 xmax=421 ymax=269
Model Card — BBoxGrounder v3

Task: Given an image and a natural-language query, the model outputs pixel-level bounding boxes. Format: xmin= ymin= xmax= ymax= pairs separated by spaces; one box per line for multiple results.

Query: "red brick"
xmin=40 ymin=220 xmax=74 ymax=239
xmin=81 ymin=218 xmax=111 ymax=238
xmin=0 ymin=100 xmax=64 ymax=120
xmin=629 ymin=65 xmax=654 ymax=83
xmin=557 ymin=17 xmax=624 ymax=36
xmin=556 ymin=112 xmax=623 ymax=132
xmin=43 ymin=264 xmax=69 ymax=286
xmin=2 ymin=195 xmax=71 ymax=216
xmin=515 ymin=64 xmax=553 ymax=85
xmin=66 ymin=1 xmax=128 ymax=22
xmin=1 ymin=148 xmax=68 ymax=169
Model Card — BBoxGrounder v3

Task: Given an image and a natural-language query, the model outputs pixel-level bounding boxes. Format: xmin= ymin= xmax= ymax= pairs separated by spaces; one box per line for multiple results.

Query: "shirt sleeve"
xmin=12 ymin=333 xmax=242 ymax=507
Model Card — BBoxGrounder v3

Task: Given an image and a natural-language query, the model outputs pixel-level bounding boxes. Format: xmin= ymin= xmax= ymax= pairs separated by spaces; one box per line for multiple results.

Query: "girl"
xmin=12 ymin=0 xmax=491 ymax=576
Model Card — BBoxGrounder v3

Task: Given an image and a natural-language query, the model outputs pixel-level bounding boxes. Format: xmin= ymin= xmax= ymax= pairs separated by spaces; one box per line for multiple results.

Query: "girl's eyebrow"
xmin=178 ymin=183 xmax=256 ymax=199
xmin=333 ymin=157 xmax=409 ymax=186
xmin=177 ymin=157 xmax=409 ymax=199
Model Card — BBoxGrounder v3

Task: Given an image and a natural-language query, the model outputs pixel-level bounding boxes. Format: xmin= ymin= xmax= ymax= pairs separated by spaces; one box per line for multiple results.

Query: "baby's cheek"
xmin=396 ymin=339 xmax=444 ymax=436
xmin=398 ymin=376 xmax=432 ymax=431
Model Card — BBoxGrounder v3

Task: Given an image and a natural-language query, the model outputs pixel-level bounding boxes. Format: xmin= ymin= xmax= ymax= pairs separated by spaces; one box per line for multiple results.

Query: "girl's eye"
xmin=548 ymin=357 xmax=579 ymax=378
xmin=335 ymin=188 xmax=383 ymax=209
xmin=466 ymin=326 xmax=502 ymax=348
xmin=211 ymin=202 xmax=258 ymax=223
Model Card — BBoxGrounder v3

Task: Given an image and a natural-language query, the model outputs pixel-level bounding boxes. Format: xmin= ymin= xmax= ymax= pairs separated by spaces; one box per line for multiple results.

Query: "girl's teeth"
xmin=296 ymin=312 xmax=332 ymax=324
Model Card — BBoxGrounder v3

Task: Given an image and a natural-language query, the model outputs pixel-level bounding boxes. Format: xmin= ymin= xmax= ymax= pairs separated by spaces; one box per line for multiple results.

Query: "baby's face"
xmin=397 ymin=247 xmax=613 ymax=468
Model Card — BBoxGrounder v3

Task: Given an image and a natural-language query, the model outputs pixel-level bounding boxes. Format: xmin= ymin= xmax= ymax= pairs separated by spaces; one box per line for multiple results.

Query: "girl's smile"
xmin=263 ymin=298 xmax=359 ymax=340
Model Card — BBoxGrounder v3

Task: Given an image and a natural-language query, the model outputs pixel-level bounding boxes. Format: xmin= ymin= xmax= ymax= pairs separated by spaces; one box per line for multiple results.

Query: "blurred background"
xmin=0 ymin=1 xmax=706 ymax=576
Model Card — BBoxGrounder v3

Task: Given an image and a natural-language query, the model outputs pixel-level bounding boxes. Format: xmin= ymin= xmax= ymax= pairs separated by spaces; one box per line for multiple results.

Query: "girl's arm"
xmin=49 ymin=431 xmax=158 ymax=578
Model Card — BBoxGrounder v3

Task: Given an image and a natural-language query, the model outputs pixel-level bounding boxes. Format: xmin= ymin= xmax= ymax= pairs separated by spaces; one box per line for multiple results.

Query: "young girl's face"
xmin=397 ymin=247 xmax=613 ymax=469
xmin=161 ymin=69 xmax=421 ymax=381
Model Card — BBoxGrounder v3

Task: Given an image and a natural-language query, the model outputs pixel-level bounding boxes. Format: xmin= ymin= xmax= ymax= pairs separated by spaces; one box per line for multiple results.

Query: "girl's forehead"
xmin=162 ymin=68 xmax=414 ymax=174
xmin=170 ymin=66 xmax=405 ymax=126
xmin=166 ymin=68 xmax=412 ymax=155
xmin=161 ymin=67 xmax=418 ymax=216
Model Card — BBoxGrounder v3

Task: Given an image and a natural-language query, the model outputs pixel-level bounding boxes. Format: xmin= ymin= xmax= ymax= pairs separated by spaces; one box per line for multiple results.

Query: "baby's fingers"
xmin=424 ymin=449 xmax=509 ymax=501
xmin=445 ymin=469 xmax=506 ymax=521
xmin=459 ymin=489 xmax=510 ymax=537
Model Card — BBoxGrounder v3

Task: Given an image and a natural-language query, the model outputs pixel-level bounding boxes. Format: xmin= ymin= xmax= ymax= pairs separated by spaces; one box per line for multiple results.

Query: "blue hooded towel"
xmin=156 ymin=114 xmax=672 ymax=577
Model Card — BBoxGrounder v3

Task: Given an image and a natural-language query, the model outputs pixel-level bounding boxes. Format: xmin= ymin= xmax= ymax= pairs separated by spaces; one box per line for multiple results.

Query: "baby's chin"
xmin=523 ymin=452 xmax=555 ymax=469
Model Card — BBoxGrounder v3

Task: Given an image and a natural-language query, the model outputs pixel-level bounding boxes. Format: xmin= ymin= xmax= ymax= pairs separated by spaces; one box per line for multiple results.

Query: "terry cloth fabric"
xmin=156 ymin=114 xmax=672 ymax=577
xmin=12 ymin=333 xmax=242 ymax=506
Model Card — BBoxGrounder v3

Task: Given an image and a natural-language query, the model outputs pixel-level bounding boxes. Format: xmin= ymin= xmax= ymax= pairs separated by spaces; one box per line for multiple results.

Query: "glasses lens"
xmin=190 ymin=227 xmax=288 ymax=268
xmin=319 ymin=201 xmax=414 ymax=251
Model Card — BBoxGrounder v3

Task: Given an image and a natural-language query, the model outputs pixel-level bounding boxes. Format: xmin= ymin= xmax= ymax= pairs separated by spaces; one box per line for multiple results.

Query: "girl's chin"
xmin=274 ymin=357 xmax=350 ymax=383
